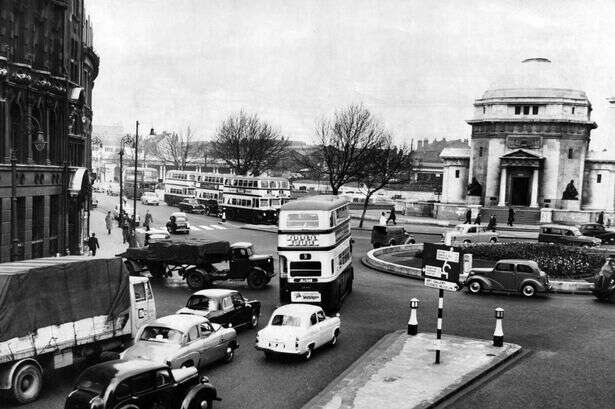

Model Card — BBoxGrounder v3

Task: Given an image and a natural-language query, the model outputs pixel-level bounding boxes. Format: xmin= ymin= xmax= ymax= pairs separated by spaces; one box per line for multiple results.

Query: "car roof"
xmin=171 ymin=212 xmax=187 ymax=217
xmin=81 ymin=359 xmax=167 ymax=382
xmin=230 ymin=242 xmax=253 ymax=248
xmin=280 ymin=195 xmax=349 ymax=211
xmin=272 ymin=303 xmax=322 ymax=315
xmin=149 ymin=314 xmax=207 ymax=331
xmin=495 ymin=259 xmax=539 ymax=266
xmin=541 ymin=224 xmax=578 ymax=229
xmin=192 ymin=288 xmax=236 ymax=298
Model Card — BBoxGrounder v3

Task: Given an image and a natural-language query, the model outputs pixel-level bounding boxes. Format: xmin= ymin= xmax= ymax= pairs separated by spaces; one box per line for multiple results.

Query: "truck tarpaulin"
xmin=0 ymin=256 xmax=130 ymax=342
xmin=120 ymin=239 xmax=230 ymax=265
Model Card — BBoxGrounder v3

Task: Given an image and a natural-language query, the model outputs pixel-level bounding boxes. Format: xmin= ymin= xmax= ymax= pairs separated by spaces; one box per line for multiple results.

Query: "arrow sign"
xmin=424 ymin=278 xmax=459 ymax=292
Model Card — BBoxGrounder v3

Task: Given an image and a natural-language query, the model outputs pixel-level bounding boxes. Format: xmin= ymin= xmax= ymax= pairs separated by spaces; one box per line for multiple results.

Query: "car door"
xmin=197 ymin=322 xmax=221 ymax=364
xmin=208 ymin=322 xmax=231 ymax=360
xmin=306 ymin=313 xmax=320 ymax=347
xmin=220 ymin=295 xmax=236 ymax=326
xmin=176 ymin=325 xmax=205 ymax=367
xmin=515 ymin=263 xmax=534 ymax=290
xmin=112 ymin=371 xmax=160 ymax=409
xmin=229 ymin=248 xmax=250 ymax=279
xmin=231 ymin=292 xmax=250 ymax=327
xmin=491 ymin=262 xmax=516 ymax=291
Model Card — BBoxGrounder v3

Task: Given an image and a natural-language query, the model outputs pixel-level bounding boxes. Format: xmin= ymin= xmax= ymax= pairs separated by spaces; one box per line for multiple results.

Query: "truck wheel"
xmin=186 ymin=271 xmax=206 ymax=290
xmin=247 ymin=270 xmax=267 ymax=290
xmin=11 ymin=363 xmax=43 ymax=404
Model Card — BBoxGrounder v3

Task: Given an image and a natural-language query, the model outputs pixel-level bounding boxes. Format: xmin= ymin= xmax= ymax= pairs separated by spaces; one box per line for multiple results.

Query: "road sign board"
xmin=436 ymin=249 xmax=459 ymax=263
xmin=424 ymin=265 xmax=442 ymax=278
xmin=422 ymin=243 xmax=463 ymax=285
xmin=424 ymin=278 xmax=459 ymax=292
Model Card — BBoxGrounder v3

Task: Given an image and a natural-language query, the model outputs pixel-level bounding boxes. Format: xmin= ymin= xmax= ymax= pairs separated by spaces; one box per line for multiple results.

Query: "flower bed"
xmin=463 ymin=242 xmax=606 ymax=279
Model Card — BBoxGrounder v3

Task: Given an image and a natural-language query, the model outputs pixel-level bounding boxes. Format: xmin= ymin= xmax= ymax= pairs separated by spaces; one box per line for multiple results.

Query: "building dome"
xmin=481 ymin=58 xmax=587 ymax=101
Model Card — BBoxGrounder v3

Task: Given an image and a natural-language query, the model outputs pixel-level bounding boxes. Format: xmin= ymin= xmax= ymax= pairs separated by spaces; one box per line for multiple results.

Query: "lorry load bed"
xmin=0 ymin=256 xmax=130 ymax=346
xmin=120 ymin=238 xmax=231 ymax=265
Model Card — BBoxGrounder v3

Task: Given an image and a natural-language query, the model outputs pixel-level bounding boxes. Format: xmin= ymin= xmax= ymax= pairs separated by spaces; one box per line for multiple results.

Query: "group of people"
xmin=378 ymin=207 xmax=397 ymax=226
xmin=464 ymin=207 xmax=515 ymax=232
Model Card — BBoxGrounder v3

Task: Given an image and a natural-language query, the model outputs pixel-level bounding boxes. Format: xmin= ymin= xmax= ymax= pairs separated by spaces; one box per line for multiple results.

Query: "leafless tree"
xmin=302 ymin=104 xmax=389 ymax=195
xmin=152 ymin=127 xmax=198 ymax=170
xmin=211 ymin=111 xmax=289 ymax=176
xmin=358 ymin=140 xmax=414 ymax=227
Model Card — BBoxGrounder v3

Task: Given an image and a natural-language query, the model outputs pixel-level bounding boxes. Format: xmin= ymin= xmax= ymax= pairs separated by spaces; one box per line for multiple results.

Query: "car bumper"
xmin=255 ymin=343 xmax=302 ymax=355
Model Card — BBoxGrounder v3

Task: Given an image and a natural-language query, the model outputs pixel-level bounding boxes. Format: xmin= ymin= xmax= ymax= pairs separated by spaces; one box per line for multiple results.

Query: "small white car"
xmin=141 ymin=191 xmax=160 ymax=205
xmin=442 ymin=224 xmax=499 ymax=245
xmin=255 ymin=304 xmax=340 ymax=360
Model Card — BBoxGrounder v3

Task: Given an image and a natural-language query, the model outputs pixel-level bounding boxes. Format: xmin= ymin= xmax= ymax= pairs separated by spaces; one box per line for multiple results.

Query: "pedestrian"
xmin=144 ymin=210 xmax=153 ymax=231
xmin=121 ymin=218 xmax=130 ymax=244
xmin=87 ymin=233 xmax=100 ymax=256
xmin=105 ymin=211 xmax=113 ymax=234
xmin=507 ymin=207 xmax=515 ymax=227
xmin=473 ymin=213 xmax=481 ymax=225
xmin=487 ymin=215 xmax=497 ymax=232
xmin=386 ymin=206 xmax=397 ymax=225
xmin=597 ymin=211 xmax=605 ymax=226
xmin=128 ymin=229 xmax=138 ymax=248
xmin=379 ymin=212 xmax=387 ymax=226
xmin=465 ymin=208 xmax=472 ymax=224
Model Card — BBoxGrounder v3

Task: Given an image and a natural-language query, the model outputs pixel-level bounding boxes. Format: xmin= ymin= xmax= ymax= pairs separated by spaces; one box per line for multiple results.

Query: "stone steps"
xmin=479 ymin=206 xmax=541 ymax=224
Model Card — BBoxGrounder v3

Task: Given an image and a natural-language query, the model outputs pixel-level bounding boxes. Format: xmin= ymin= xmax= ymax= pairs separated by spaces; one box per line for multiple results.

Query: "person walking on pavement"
xmin=487 ymin=215 xmax=497 ymax=232
xmin=105 ymin=211 xmax=113 ymax=234
xmin=379 ymin=212 xmax=387 ymax=226
xmin=386 ymin=206 xmax=397 ymax=225
xmin=144 ymin=210 xmax=153 ymax=231
xmin=465 ymin=208 xmax=472 ymax=224
xmin=507 ymin=207 xmax=515 ymax=227
xmin=597 ymin=211 xmax=605 ymax=225
xmin=87 ymin=233 xmax=100 ymax=256
xmin=121 ymin=218 xmax=130 ymax=244
xmin=474 ymin=213 xmax=481 ymax=225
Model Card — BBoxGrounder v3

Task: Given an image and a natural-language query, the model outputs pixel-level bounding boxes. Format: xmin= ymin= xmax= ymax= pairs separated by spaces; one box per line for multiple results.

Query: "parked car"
xmin=538 ymin=224 xmax=601 ymax=247
xmin=167 ymin=212 xmax=191 ymax=234
xmin=442 ymin=224 xmax=499 ymax=245
xmin=371 ymin=225 xmax=415 ymax=248
xmin=177 ymin=289 xmax=261 ymax=329
xmin=64 ymin=359 xmax=219 ymax=409
xmin=113 ymin=204 xmax=141 ymax=226
xmin=178 ymin=198 xmax=206 ymax=214
xmin=578 ymin=223 xmax=615 ymax=244
xmin=121 ymin=314 xmax=238 ymax=368
xmin=141 ymin=191 xmax=161 ymax=206
xmin=255 ymin=304 xmax=340 ymax=360
xmin=466 ymin=259 xmax=551 ymax=297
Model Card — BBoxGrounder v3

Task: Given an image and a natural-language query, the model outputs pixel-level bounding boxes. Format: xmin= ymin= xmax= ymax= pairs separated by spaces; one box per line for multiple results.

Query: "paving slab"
xmin=302 ymin=331 xmax=521 ymax=409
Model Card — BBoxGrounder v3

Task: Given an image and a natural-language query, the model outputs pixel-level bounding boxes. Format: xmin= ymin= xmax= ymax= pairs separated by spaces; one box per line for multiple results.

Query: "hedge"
xmin=463 ymin=242 xmax=607 ymax=279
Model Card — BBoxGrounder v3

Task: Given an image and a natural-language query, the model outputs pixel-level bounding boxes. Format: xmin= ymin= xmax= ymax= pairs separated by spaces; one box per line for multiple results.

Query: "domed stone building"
xmin=438 ymin=58 xmax=613 ymax=224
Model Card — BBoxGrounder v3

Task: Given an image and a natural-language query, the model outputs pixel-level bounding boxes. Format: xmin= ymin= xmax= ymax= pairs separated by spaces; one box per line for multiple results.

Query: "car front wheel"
xmin=330 ymin=331 xmax=338 ymax=346
xmin=521 ymin=284 xmax=536 ymax=297
xmin=468 ymin=280 xmax=482 ymax=294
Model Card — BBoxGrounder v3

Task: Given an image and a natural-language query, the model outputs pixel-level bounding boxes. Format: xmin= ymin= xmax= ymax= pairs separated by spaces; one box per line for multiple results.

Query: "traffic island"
xmin=302 ymin=331 xmax=522 ymax=409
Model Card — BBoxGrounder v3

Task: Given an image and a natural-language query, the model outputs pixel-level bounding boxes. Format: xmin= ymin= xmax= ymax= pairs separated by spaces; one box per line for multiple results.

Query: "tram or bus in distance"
xmin=122 ymin=167 xmax=159 ymax=199
xmin=219 ymin=176 xmax=291 ymax=224
xmin=195 ymin=173 xmax=227 ymax=215
xmin=277 ymin=195 xmax=353 ymax=312
xmin=162 ymin=170 xmax=198 ymax=206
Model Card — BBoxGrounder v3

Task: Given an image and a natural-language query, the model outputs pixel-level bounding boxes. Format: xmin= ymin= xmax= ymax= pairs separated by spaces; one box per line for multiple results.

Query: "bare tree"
xmin=358 ymin=140 xmax=414 ymax=227
xmin=152 ymin=126 xmax=197 ymax=170
xmin=302 ymin=104 xmax=388 ymax=195
xmin=211 ymin=111 xmax=289 ymax=176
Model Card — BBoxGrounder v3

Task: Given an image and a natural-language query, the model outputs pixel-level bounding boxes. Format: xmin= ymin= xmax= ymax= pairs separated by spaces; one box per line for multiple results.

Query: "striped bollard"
xmin=435 ymin=287 xmax=444 ymax=364
xmin=408 ymin=298 xmax=419 ymax=335
xmin=221 ymin=212 xmax=226 ymax=222
xmin=493 ymin=307 xmax=504 ymax=347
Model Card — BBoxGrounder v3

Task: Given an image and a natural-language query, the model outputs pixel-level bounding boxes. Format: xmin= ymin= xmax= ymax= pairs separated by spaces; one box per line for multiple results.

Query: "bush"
xmin=463 ymin=242 xmax=606 ymax=279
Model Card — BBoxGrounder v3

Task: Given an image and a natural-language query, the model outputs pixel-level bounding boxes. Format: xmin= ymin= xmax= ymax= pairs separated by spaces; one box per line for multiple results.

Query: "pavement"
xmin=302 ymin=331 xmax=522 ymax=409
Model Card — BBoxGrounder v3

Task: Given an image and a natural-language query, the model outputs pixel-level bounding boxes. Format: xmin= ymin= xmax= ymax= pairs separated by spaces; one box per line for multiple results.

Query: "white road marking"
xmin=199 ymin=225 xmax=214 ymax=230
xmin=211 ymin=224 xmax=226 ymax=230
xmin=189 ymin=226 xmax=201 ymax=231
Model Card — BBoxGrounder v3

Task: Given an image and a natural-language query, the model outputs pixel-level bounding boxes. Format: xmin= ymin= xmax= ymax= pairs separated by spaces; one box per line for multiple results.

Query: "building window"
xmin=479 ymin=147 xmax=484 ymax=157
xmin=515 ymin=106 xmax=521 ymax=115
xmin=523 ymin=106 xmax=530 ymax=115
xmin=568 ymin=148 xmax=573 ymax=159
xmin=32 ymin=196 xmax=44 ymax=241
xmin=532 ymin=105 xmax=539 ymax=115
xmin=455 ymin=170 xmax=460 ymax=178
xmin=597 ymin=174 xmax=602 ymax=184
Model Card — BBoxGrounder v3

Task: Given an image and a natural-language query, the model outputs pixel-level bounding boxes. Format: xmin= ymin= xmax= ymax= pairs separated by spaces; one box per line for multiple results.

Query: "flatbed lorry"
xmin=0 ymin=256 xmax=156 ymax=404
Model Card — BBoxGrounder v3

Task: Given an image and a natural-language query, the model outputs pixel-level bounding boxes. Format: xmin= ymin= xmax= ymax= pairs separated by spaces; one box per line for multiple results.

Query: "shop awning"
xmin=68 ymin=167 xmax=90 ymax=195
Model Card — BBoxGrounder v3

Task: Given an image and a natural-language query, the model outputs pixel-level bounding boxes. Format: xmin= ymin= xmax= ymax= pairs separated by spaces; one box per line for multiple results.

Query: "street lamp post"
xmin=118 ymin=145 xmax=124 ymax=227
xmin=133 ymin=121 xmax=139 ymax=230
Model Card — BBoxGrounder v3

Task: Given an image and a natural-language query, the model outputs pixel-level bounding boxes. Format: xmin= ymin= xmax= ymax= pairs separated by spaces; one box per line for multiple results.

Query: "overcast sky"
xmin=85 ymin=0 xmax=615 ymax=149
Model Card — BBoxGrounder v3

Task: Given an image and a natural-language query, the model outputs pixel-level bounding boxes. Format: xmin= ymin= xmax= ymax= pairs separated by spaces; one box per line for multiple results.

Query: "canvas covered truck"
xmin=0 ymin=256 xmax=156 ymax=404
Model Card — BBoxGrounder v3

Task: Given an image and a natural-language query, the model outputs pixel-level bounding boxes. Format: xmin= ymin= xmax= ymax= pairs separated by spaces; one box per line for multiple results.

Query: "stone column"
xmin=530 ymin=168 xmax=539 ymax=207
xmin=498 ymin=167 xmax=507 ymax=206
xmin=3 ymin=99 xmax=10 ymax=163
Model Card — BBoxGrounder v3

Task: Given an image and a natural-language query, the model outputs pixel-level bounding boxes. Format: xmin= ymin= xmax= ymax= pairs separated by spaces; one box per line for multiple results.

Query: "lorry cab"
xmin=129 ymin=276 xmax=157 ymax=335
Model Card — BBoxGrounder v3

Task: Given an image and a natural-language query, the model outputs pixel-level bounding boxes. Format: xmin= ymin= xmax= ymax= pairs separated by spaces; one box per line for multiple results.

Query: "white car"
xmin=442 ymin=224 xmax=499 ymax=245
xmin=141 ymin=191 xmax=160 ymax=205
xmin=255 ymin=304 xmax=340 ymax=360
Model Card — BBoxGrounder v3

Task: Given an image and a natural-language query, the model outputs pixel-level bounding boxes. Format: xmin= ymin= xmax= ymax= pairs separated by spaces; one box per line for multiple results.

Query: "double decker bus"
xmin=195 ymin=173 xmax=227 ymax=215
xmin=219 ymin=175 xmax=291 ymax=224
xmin=162 ymin=170 xmax=198 ymax=206
xmin=277 ymin=195 xmax=353 ymax=312
xmin=123 ymin=167 xmax=159 ymax=199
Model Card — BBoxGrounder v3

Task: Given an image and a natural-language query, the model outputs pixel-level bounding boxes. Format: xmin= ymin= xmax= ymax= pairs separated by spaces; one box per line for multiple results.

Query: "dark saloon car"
xmin=64 ymin=359 xmax=220 ymax=409
xmin=370 ymin=225 xmax=415 ymax=248
xmin=178 ymin=198 xmax=206 ymax=214
xmin=538 ymin=224 xmax=601 ymax=247
xmin=579 ymin=223 xmax=615 ymax=244
xmin=466 ymin=259 xmax=551 ymax=297
xmin=177 ymin=288 xmax=261 ymax=329
xmin=167 ymin=212 xmax=190 ymax=234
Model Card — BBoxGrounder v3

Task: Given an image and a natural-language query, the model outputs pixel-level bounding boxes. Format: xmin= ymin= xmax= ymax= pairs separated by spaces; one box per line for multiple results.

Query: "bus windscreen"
xmin=286 ymin=213 xmax=319 ymax=228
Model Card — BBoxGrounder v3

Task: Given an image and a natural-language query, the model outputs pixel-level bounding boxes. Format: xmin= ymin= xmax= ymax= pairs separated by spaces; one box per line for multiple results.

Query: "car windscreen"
xmin=75 ymin=368 xmax=112 ymax=395
xmin=186 ymin=295 xmax=218 ymax=311
xmin=246 ymin=246 xmax=254 ymax=256
xmin=139 ymin=326 xmax=184 ymax=344
xmin=271 ymin=314 xmax=301 ymax=327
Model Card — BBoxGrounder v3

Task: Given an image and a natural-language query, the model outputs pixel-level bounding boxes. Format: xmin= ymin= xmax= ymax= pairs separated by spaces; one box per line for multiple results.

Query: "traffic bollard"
xmin=408 ymin=298 xmax=419 ymax=335
xmin=493 ymin=307 xmax=504 ymax=347
xmin=221 ymin=212 xmax=226 ymax=222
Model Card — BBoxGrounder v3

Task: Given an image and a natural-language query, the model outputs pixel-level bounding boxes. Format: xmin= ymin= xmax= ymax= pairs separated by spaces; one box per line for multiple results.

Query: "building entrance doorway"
xmin=509 ymin=176 xmax=530 ymax=206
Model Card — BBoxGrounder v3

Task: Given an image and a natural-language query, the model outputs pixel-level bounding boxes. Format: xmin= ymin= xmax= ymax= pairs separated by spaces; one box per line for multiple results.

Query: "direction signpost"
xmin=421 ymin=243 xmax=465 ymax=364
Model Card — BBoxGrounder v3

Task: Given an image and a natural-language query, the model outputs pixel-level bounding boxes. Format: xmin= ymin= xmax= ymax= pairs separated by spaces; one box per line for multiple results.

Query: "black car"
xmin=178 ymin=198 xmax=206 ymax=214
xmin=579 ymin=223 xmax=615 ymax=244
xmin=64 ymin=359 xmax=220 ymax=409
xmin=371 ymin=225 xmax=415 ymax=248
xmin=177 ymin=288 xmax=261 ymax=329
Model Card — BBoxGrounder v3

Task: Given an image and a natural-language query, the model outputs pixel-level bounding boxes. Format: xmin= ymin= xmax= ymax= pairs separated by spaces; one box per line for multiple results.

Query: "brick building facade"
xmin=0 ymin=0 xmax=98 ymax=260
